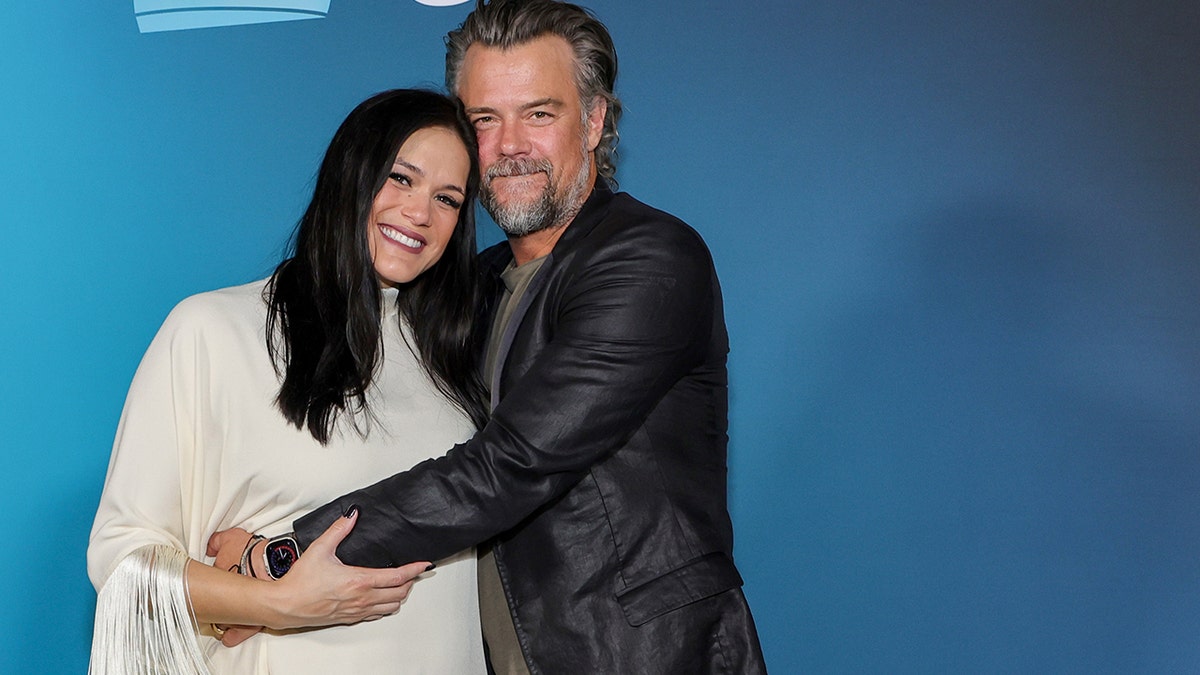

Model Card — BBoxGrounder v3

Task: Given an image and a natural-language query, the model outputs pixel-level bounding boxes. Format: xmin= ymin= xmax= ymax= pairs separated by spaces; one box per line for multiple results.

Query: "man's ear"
xmin=584 ymin=97 xmax=606 ymax=152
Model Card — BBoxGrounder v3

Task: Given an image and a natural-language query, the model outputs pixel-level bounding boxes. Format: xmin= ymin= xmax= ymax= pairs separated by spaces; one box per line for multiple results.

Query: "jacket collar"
xmin=548 ymin=179 xmax=614 ymax=257
xmin=480 ymin=179 xmax=615 ymax=276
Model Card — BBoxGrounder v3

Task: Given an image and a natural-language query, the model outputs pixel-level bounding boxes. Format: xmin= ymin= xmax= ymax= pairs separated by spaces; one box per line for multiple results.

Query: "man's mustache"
xmin=485 ymin=157 xmax=552 ymax=182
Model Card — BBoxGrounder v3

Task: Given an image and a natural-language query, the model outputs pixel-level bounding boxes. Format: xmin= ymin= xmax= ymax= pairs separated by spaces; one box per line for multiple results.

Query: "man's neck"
xmin=507 ymin=184 xmax=598 ymax=265
xmin=505 ymin=171 xmax=601 ymax=265
xmin=508 ymin=222 xmax=570 ymax=266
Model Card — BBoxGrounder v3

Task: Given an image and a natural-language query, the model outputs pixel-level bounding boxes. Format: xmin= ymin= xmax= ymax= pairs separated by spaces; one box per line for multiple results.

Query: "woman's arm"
xmin=88 ymin=295 xmax=430 ymax=670
xmin=184 ymin=510 xmax=429 ymax=628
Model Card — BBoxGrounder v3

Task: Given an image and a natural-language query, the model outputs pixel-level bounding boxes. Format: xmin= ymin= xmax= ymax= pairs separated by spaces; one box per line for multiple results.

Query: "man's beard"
xmin=480 ymin=150 xmax=592 ymax=237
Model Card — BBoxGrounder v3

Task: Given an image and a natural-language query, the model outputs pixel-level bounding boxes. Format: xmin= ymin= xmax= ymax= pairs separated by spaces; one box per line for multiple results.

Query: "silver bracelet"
xmin=238 ymin=534 xmax=266 ymax=577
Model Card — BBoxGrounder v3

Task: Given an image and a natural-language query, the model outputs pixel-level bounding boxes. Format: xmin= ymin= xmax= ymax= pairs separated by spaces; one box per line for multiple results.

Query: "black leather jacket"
xmin=295 ymin=185 xmax=765 ymax=673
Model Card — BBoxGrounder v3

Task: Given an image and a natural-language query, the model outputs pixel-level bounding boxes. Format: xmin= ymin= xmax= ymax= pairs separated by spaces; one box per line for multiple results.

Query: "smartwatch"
xmin=263 ymin=533 xmax=302 ymax=580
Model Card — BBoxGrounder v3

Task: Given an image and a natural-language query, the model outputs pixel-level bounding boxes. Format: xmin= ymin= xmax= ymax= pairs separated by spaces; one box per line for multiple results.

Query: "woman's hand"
xmin=264 ymin=508 xmax=432 ymax=629
xmin=199 ymin=510 xmax=431 ymax=644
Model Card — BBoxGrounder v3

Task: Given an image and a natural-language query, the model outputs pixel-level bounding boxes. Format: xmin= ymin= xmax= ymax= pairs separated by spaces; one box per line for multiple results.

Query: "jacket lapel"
xmin=487 ymin=182 xmax=617 ymax=409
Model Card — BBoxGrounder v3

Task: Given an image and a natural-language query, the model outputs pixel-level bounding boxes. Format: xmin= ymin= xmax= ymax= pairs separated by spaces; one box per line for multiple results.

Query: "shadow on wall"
xmin=790 ymin=198 xmax=1200 ymax=670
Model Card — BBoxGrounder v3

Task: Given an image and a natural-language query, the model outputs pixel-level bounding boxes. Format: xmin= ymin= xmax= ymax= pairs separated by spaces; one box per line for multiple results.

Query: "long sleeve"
xmin=88 ymin=281 xmax=488 ymax=674
xmin=90 ymin=545 xmax=210 ymax=674
xmin=90 ymin=303 xmax=199 ymax=587
xmin=88 ymin=300 xmax=209 ymax=674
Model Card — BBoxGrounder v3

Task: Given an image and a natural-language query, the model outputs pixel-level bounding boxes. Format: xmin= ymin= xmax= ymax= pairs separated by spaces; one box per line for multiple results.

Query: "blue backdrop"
xmin=1 ymin=1 xmax=1197 ymax=672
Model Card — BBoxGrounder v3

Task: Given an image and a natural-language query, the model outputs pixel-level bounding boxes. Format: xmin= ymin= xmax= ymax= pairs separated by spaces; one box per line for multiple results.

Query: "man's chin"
xmin=483 ymin=188 xmax=545 ymax=218
xmin=487 ymin=199 xmax=557 ymax=237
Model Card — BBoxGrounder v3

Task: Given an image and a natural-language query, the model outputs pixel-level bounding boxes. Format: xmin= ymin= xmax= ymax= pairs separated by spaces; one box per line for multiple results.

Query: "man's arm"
xmin=297 ymin=219 xmax=718 ymax=567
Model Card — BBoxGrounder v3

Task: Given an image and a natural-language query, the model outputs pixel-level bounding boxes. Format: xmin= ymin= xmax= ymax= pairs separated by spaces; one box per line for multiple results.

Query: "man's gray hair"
xmin=445 ymin=0 xmax=623 ymax=185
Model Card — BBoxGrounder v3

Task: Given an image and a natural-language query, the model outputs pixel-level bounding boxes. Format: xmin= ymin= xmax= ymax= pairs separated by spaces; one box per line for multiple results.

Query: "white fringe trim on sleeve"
xmin=89 ymin=544 xmax=212 ymax=675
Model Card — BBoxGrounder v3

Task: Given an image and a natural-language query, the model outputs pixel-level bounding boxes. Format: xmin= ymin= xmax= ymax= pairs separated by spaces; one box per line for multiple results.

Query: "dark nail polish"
xmin=344 ymin=504 xmax=359 ymax=518
xmin=425 ymin=563 xmax=437 ymax=572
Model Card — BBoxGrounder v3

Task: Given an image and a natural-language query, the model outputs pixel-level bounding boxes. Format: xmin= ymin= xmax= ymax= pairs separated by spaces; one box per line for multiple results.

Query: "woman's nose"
xmin=401 ymin=193 xmax=430 ymax=226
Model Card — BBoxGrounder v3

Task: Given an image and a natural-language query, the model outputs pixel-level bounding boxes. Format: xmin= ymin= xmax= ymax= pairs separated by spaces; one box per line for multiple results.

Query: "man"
xmin=229 ymin=1 xmax=765 ymax=671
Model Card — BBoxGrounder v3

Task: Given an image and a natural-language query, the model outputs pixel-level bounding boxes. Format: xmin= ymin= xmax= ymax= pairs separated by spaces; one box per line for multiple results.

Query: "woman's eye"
xmin=388 ymin=172 xmax=410 ymax=185
xmin=437 ymin=195 xmax=462 ymax=209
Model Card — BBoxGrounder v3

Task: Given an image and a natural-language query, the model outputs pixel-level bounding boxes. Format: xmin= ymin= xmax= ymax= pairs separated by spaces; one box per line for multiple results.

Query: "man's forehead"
xmin=458 ymin=36 xmax=578 ymax=103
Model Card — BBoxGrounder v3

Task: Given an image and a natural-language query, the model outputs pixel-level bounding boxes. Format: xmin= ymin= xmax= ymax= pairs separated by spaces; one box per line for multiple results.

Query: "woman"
xmin=88 ymin=89 xmax=489 ymax=674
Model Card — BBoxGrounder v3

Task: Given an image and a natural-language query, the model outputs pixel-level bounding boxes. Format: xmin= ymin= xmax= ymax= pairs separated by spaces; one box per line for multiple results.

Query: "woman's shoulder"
xmin=159 ymin=278 xmax=270 ymax=339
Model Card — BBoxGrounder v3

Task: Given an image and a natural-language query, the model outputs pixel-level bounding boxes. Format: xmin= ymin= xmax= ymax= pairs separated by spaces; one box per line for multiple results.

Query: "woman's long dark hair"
xmin=266 ymin=89 xmax=488 ymax=444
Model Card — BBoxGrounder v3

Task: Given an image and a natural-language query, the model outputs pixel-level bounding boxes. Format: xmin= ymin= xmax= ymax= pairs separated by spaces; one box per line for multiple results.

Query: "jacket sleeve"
xmin=294 ymin=220 xmax=718 ymax=566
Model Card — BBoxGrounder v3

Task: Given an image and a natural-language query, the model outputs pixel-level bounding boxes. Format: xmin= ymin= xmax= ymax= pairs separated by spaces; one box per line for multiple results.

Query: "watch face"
xmin=266 ymin=538 xmax=300 ymax=579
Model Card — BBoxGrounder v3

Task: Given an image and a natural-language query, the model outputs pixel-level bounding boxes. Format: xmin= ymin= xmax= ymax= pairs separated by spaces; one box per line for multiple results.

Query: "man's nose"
xmin=497 ymin=120 xmax=531 ymax=156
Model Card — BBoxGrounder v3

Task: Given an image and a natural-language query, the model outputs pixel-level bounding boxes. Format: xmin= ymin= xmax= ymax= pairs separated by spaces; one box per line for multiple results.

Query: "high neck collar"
xmin=380 ymin=285 xmax=400 ymax=318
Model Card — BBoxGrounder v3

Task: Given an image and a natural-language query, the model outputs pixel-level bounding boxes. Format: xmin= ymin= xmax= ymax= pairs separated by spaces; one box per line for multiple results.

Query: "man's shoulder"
xmin=591 ymin=191 xmax=712 ymax=260
xmin=606 ymin=191 xmax=686 ymax=226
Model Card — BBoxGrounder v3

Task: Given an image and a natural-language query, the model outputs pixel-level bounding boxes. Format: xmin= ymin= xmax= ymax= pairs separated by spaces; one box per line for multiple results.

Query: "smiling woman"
xmin=86 ymin=89 xmax=490 ymax=675
xmin=368 ymin=126 xmax=471 ymax=288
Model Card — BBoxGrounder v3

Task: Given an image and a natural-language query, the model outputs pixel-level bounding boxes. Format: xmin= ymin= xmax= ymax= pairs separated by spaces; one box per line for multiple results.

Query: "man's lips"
xmin=486 ymin=172 xmax=549 ymax=198
xmin=488 ymin=171 xmax=546 ymax=183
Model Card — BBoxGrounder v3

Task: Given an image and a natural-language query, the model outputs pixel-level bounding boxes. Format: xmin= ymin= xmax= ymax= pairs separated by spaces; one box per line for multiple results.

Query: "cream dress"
xmin=88 ymin=280 xmax=486 ymax=674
